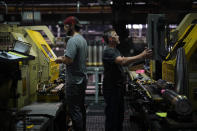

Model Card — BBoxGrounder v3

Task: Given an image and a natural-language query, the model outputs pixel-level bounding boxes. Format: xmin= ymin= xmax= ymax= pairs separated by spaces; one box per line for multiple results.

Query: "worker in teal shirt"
xmin=55 ymin=16 xmax=88 ymax=131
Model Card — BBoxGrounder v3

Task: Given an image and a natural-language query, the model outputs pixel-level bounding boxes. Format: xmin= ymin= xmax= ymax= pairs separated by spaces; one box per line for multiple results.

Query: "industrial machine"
xmin=127 ymin=13 xmax=197 ymax=131
xmin=0 ymin=24 xmax=61 ymax=106
xmin=162 ymin=13 xmax=197 ymax=110
xmin=0 ymin=24 xmax=65 ymax=130
xmin=128 ymin=71 xmax=197 ymax=131
xmin=146 ymin=13 xmax=197 ymax=111
xmin=146 ymin=14 xmax=168 ymax=80
xmin=0 ymin=39 xmax=35 ymax=130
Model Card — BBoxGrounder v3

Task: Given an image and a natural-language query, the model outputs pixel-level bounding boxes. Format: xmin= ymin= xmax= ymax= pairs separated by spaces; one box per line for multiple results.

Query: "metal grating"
xmin=86 ymin=116 xmax=105 ymax=131
xmin=86 ymin=102 xmax=136 ymax=131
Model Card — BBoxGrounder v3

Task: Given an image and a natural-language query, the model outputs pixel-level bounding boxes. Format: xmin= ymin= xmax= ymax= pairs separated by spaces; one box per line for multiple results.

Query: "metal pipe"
xmin=161 ymin=89 xmax=192 ymax=115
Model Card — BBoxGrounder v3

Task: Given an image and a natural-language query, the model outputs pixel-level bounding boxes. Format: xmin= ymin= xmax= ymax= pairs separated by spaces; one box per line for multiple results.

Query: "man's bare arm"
xmin=115 ymin=48 xmax=152 ymax=66
xmin=55 ymin=56 xmax=73 ymax=64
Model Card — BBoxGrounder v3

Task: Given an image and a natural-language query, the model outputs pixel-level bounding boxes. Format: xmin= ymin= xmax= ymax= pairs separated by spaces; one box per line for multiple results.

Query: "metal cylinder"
xmin=162 ymin=89 xmax=192 ymax=116
xmin=97 ymin=41 xmax=103 ymax=66
xmin=87 ymin=43 xmax=93 ymax=66
xmin=93 ymin=42 xmax=97 ymax=66
xmin=175 ymin=47 xmax=188 ymax=95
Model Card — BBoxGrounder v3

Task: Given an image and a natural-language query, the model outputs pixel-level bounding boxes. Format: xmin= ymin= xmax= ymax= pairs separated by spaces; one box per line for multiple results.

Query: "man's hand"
xmin=55 ymin=56 xmax=64 ymax=63
xmin=141 ymin=48 xmax=152 ymax=59
xmin=55 ymin=56 xmax=73 ymax=64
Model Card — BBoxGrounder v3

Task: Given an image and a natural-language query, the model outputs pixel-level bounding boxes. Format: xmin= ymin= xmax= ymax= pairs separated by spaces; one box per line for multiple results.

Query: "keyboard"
xmin=0 ymin=51 xmax=27 ymax=60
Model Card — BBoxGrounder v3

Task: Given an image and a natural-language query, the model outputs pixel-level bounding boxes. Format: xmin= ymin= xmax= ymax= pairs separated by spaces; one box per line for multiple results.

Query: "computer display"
xmin=13 ymin=41 xmax=31 ymax=54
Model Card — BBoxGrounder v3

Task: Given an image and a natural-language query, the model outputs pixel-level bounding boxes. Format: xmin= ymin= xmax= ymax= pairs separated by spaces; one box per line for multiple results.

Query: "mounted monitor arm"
xmin=146 ymin=14 xmax=169 ymax=80
xmin=147 ymin=14 xmax=169 ymax=61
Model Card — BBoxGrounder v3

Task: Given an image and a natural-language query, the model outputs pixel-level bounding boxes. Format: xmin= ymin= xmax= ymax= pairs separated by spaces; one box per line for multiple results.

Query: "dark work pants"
xmin=66 ymin=79 xmax=87 ymax=131
xmin=103 ymin=83 xmax=124 ymax=131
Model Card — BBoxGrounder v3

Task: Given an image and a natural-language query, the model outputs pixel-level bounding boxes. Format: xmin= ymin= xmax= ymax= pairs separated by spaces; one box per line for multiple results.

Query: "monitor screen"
xmin=13 ymin=41 xmax=31 ymax=54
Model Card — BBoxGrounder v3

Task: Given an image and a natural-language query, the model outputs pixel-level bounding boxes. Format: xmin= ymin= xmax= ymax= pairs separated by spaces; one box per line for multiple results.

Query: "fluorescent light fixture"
xmin=126 ymin=24 xmax=132 ymax=29
xmin=135 ymin=2 xmax=146 ymax=5
xmin=133 ymin=24 xmax=143 ymax=29
xmin=169 ymin=24 xmax=177 ymax=28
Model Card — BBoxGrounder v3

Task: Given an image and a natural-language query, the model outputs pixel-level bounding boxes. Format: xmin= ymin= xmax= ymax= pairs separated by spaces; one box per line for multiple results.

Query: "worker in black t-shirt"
xmin=102 ymin=29 xmax=152 ymax=131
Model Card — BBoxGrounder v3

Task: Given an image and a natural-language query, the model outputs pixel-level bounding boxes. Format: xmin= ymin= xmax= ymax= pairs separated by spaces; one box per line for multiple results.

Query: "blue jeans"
xmin=66 ymin=79 xmax=87 ymax=131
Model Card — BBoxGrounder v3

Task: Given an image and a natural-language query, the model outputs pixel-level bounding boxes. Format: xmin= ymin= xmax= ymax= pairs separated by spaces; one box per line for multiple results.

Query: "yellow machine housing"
xmin=0 ymin=24 xmax=59 ymax=108
xmin=26 ymin=29 xmax=59 ymax=83
xmin=162 ymin=13 xmax=197 ymax=110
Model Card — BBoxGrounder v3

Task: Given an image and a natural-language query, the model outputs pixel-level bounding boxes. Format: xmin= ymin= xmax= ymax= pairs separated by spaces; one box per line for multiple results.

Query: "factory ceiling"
xmin=0 ymin=0 xmax=196 ymax=25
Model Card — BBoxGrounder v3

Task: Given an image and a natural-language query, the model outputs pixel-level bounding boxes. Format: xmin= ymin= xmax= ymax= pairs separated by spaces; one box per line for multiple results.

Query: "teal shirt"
xmin=64 ymin=34 xmax=88 ymax=84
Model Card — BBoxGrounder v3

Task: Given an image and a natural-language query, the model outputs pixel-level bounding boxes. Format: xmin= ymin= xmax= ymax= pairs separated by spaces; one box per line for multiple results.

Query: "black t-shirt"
xmin=102 ymin=46 xmax=125 ymax=87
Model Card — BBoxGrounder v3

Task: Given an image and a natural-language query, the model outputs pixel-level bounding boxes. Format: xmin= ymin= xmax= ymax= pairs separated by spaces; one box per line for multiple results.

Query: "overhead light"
xmin=99 ymin=0 xmax=113 ymax=5
xmin=135 ymin=2 xmax=146 ymax=5
xmin=125 ymin=2 xmax=146 ymax=6
xmin=126 ymin=24 xmax=132 ymax=29
xmin=193 ymin=1 xmax=197 ymax=4
xmin=126 ymin=2 xmax=132 ymax=5
xmin=169 ymin=24 xmax=177 ymax=28
xmin=88 ymin=30 xmax=95 ymax=33
xmin=77 ymin=1 xmax=80 ymax=13
xmin=133 ymin=24 xmax=143 ymax=29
